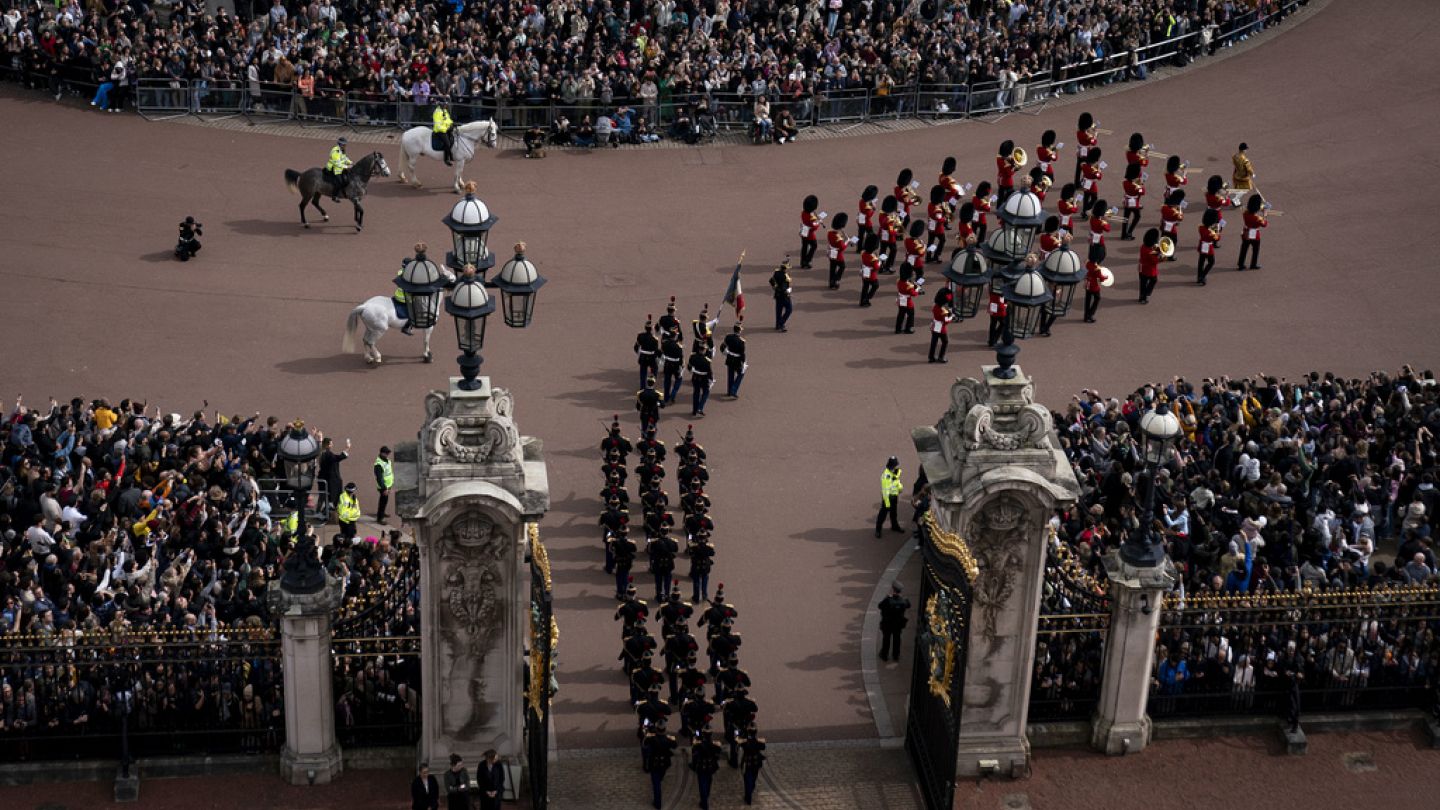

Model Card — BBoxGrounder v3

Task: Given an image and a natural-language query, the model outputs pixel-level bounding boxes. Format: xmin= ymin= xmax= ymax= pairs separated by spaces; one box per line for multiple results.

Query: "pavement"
xmin=3 ymin=0 xmax=1440 ymax=804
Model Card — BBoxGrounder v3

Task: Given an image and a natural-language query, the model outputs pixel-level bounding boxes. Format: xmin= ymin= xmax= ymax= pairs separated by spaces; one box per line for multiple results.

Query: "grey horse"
xmin=284 ymin=151 xmax=391 ymax=231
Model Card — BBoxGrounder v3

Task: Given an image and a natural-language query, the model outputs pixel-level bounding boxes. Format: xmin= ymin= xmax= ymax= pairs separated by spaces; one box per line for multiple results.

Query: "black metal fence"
xmin=1150 ymin=587 xmax=1440 ymax=719
xmin=1030 ymin=536 xmax=1109 ymax=722
xmin=331 ymin=634 xmax=422 ymax=749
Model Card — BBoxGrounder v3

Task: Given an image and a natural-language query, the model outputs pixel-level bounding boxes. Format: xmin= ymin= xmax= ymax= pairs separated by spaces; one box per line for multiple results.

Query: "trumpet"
xmin=1158 ymin=237 xmax=1175 ymax=258
xmin=1012 ymin=146 xmax=1029 ymax=167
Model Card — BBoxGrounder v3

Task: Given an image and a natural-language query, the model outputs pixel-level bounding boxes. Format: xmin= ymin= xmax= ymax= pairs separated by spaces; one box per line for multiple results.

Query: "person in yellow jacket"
xmin=433 ymin=99 xmax=455 ymax=166
xmin=326 ymin=137 xmax=353 ymax=202
xmin=375 ymin=446 xmax=394 ymax=524
xmin=336 ymin=482 xmax=361 ymax=543
xmin=874 ymin=456 xmax=905 ymax=538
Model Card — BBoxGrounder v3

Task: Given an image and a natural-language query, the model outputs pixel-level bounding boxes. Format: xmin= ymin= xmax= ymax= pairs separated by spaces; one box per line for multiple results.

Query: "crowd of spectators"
xmin=1040 ymin=367 xmax=1440 ymax=716
xmin=2 ymin=0 xmax=1303 ymax=127
xmin=0 ymin=394 xmax=420 ymax=756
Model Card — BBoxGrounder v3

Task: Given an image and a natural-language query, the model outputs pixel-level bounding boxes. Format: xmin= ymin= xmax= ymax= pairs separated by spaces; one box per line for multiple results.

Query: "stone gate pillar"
xmin=267 ymin=575 xmax=345 ymax=784
xmin=912 ymin=356 xmax=1078 ymax=779
xmin=1090 ymin=553 xmax=1174 ymax=755
xmin=393 ymin=378 xmax=550 ymax=769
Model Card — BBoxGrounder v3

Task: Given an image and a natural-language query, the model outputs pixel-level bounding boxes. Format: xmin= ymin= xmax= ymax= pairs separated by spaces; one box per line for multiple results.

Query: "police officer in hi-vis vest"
xmin=337 ymin=482 xmax=361 ymax=543
xmin=374 ymin=446 xmax=394 ymax=524
xmin=874 ymin=457 xmax=905 ymax=538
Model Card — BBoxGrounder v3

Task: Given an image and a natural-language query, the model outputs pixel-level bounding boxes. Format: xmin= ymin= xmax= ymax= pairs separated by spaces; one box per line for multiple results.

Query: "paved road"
xmin=1 ymin=0 xmax=1438 ymax=755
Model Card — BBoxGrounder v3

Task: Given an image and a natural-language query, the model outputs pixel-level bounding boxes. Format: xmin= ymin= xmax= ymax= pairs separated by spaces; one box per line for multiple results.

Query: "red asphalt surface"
xmin=2 ymin=0 xmax=1438 ymax=755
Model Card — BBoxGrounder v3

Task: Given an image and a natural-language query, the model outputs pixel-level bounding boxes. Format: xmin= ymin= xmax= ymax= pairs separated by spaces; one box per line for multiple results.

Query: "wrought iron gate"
xmin=905 ymin=513 xmax=977 ymax=810
xmin=525 ymin=524 xmax=557 ymax=809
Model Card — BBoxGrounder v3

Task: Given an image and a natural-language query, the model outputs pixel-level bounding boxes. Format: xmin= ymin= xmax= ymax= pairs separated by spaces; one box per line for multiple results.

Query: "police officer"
xmin=636 ymin=376 xmax=664 ymax=430
xmin=687 ymin=343 xmax=713 ymax=418
xmin=374 ymin=446 xmax=394 ymax=524
xmin=326 ymin=137 xmax=352 ymax=202
xmin=641 ymin=720 xmax=677 ymax=809
xmin=691 ymin=730 xmax=724 ymax=810
xmin=634 ymin=316 xmax=661 ymax=389
xmin=874 ymin=457 xmax=904 ymax=538
xmin=433 ymin=98 xmax=455 ymax=166
xmin=660 ymin=330 xmax=685 ymax=406
xmin=721 ymin=322 xmax=747 ymax=399
xmin=769 ymin=259 xmax=793 ymax=332
xmin=877 ymin=582 xmax=911 ymax=662
xmin=739 ymin=725 xmax=767 ymax=805
xmin=337 ymin=481 xmax=361 ymax=543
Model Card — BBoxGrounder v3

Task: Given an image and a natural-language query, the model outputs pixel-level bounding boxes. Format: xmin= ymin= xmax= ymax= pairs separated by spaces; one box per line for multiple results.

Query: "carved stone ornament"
xmin=424 ymin=387 xmax=521 ymax=465
xmin=967 ymin=496 xmax=1031 ymax=654
xmin=937 ymin=377 xmax=1054 ymax=459
xmin=437 ymin=514 xmax=508 ymax=740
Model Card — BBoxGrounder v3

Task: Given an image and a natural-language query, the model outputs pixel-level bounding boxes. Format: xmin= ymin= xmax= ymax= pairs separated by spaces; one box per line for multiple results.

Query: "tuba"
xmin=1012 ymin=147 xmax=1029 ymax=167
xmin=1158 ymin=237 xmax=1175 ymax=258
xmin=1098 ymin=266 xmax=1115 ymax=287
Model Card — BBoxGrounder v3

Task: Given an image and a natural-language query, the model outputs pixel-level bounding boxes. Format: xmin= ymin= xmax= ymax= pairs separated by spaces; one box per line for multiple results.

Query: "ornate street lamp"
xmin=943 ymin=243 xmax=992 ymax=320
xmin=441 ymin=183 xmax=498 ymax=274
xmin=277 ymin=420 xmax=326 ymax=594
xmin=445 ymin=266 xmax=496 ymax=390
xmin=1121 ymin=402 xmax=1183 ymax=568
xmin=1002 ymin=261 xmax=1053 ymax=339
xmin=492 ymin=242 xmax=548 ymax=328
xmin=396 ymin=243 xmax=447 ymax=329
xmin=980 ymin=188 xmax=1047 ymax=269
xmin=1039 ymin=245 xmax=1085 ymax=319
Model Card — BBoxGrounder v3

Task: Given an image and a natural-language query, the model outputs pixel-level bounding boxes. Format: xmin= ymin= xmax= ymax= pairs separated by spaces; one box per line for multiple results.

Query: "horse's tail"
xmin=342 ymin=306 xmax=363 ymax=354
xmin=285 ymin=169 xmax=301 ymax=195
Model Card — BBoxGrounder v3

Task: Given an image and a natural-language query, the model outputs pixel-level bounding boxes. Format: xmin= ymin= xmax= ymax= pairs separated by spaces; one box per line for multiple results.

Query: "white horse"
xmin=341 ymin=267 xmax=456 ymax=365
xmin=397 ymin=119 xmax=500 ymax=193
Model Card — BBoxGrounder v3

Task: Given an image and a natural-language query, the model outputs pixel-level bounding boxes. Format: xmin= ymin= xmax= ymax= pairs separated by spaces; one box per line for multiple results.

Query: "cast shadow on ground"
xmin=551 ymin=367 xmax=643 ymax=412
xmin=225 ymin=218 xmax=359 ymax=237
xmin=139 ymin=250 xmax=181 ymax=263
xmin=274 ymin=353 xmax=409 ymax=375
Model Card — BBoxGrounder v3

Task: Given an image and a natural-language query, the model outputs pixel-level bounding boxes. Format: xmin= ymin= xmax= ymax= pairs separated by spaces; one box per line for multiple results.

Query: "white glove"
xmin=878 ymin=254 xmax=889 ymax=262
xmin=1099 ymin=161 xmax=1109 ymax=170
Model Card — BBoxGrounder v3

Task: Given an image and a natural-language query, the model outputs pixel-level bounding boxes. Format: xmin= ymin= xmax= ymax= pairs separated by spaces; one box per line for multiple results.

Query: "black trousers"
xmin=1139 ymin=275 xmax=1157 ymax=300
xmin=1039 ymin=309 xmax=1056 ymax=336
xmin=1084 ymin=290 xmax=1100 ymax=321
xmin=926 ymin=230 xmax=946 ymax=258
xmin=875 ymin=499 xmax=901 ymax=532
xmin=860 ymin=278 xmax=879 ymax=306
xmin=800 ymin=238 xmax=817 ymax=268
xmin=1082 ymin=189 xmax=1097 ymax=212
xmin=928 ymin=331 xmax=948 ymax=361
xmin=857 ymin=225 xmax=874 ymax=247
xmin=895 ymin=307 xmax=915 ymax=333
xmin=1122 ymin=207 xmax=1141 ymax=239
xmin=880 ymin=240 xmax=897 ymax=272
xmin=1238 ymin=239 xmax=1260 ymax=268
xmin=879 ymin=627 xmax=902 ymax=661
xmin=974 ymin=220 xmax=988 ymax=243
xmin=987 ymin=316 xmax=1005 ymax=346
xmin=1197 ymin=253 xmax=1215 ymax=283
xmin=828 ymin=259 xmax=844 ymax=288
xmin=375 ymin=489 xmax=390 ymax=521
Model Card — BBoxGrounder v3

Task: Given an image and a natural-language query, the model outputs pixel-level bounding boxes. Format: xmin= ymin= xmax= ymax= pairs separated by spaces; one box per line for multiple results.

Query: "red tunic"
xmin=1076 ymin=129 xmax=1098 ymax=158
xmin=1204 ymin=192 xmax=1228 ymax=212
xmin=971 ymin=195 xmax=992 ymax=226
xmin=1033 ymin=187 xmax=1048 ymax=204
xmin=904 ymin=237 xmax=926 ymax=270
xmin=1122 ymin=179 xmax=1145 ymax=211
xmin=1081 ymin=162 xmax=1103 ymax=192
xmin=954 ymin=221 xmax=975 ymax=247
xmin=1124 ymin=149 xmax=1149 ymax=168
xmin=827 ymin=229 xmax=848 ymax=262
xmin=1139 ymin=245 xmax=1161 ymax=278
xmin=860 ymin=251 xmax=881 ymax=281
xmin=927 ymin=202 xmax=948 ymax=234
xmin=988 ymin=291 xmax=1007 ymax=319
xmin=1088 ymin=215 xmax=1110 ymax=247
xmin=1163 ymin=171 xmax=1187 ymax=197
xmin=931 ymin=303 xmax=954 ymax=334
xmin=881 ymin=213 xmax=901 ymax=245
xmin=1196 ymin=225 xmax=1221 ymax=255
xmin=858 ymin=199 xmax=875 ymax=230
xmin=997 ymin=155 xmax=1016 ymax=188
xmin=1084 ymin=261 xmax=1104 ymax=293
xmin=801 ymin=210 xmax=820 ymax=240
xmin=1058 ymin=198 xmax=1080 ymax=231
xmin=1036 ymin=145 xmax=1059 ymax=177
xmin=939 ymin=174 xmax=961 ymax=203
xmin=897 ymin=279 xmax=918 ymax=309
xmin=1038 ymin=232 xmax=1063 ymax=256
xmin=1160 ymin=204 xmax=1183 ymax=236
xmin=1242 ymin=211 xmax=1268 ymax=242
xmin=895 ymin=185 xmax=916 ymax=218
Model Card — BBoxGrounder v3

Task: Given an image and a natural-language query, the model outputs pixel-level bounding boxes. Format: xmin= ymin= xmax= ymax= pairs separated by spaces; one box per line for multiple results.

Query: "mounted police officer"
xmin=326 ymin=137 xmax=353 ymax=202
xmin=434 ymin=99 xmax=456 ymax=166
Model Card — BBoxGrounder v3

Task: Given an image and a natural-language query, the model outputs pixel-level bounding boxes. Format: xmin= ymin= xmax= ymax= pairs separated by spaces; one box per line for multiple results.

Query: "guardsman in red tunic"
xmin=1057 ymin=184 xmax=1081 ymax=234
xmin=1204 ymin=175 xmax=1231 ymax=215
xmin=895 ymin=168 xmax=921 ymax=224
xmin=971 ymin=182 xmax=994 ymax=242
xmin=1036 ymin=129 xmax=1061 ymax=182
xmin=928 ymin=288 xmax=957 ymax=363
xmin=996 ymin=140 xmax=1018 ymax=203
xmin=857 ymin=185 xmax=878 ymax=248
xmin=1163 ymin=155 xmax=1188 ymax=202
xmin=1083 ymin=251 xmax=1106 ymax=323
xmin=1037 ymin=215 xmax=1063 ymax=259
xmin=1237 ymin=194 xmax=1269 ymax=270
xmin=925 ymin=185 xmax=950 ymax=259
xmin=1125 ymin=132 xmax=1150 ymax=172
xmin=1120 ymin=163 xmax=1145 ymax=241
xmin=858 ymin=233 xmax=882 ymax=307
xmin=1138 ymin=228 xmax=1162 ymax=303
xmin=1029 ymin=168 xmax=1051 ymax=204
xmin=1086 ymin=197 xmax=1112 ymax=261
xmin=1160 ymin=190 xmax=1185 ymax=259
xmin=799 ymin=194 xmax=823 ymax=269
xmin=895 ymin=266 xmax=920 ymax=334
xmin=939 ymin=156 xmax=963 ymax=205
xmin=953 ymin=202 xmax=976 ymax=250
xmin=903 ymin=220 xmax=928 ymax=277
xmin=1196 ymin=208 xmax=1222 ymax=285
xmin=1074 ymin=112 xmax=1098 ymax=186
xmin=1079 ymin=149 xmax=1104 ymax=211
xmin=826 ymin=212 xmax=852 ymax=289
xmin=879 ymin=196 xmax=902 ymax=274
xmin=986 ymin=286 xmax=1008 ymax=346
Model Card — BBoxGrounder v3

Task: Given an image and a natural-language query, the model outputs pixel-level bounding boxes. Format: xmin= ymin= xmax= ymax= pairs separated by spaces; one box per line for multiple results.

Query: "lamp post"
xmin=492 ymin=242 xmax=548 ymax=328
xmin=943 ymin=242 xmax=992 ymax=320
xmin=1039 ymin=244 xmax=1085 ymax=320
xmin=277 ymin=420 xmax=326 ymax=594
xmin=980 ymin=186 xmax=1047 ymax=277
xmin=1120 ymin=402 xmax=1183 ymax=567
xmin=397 ymin=243 xmax=448 ymax=329
xmin=445 ymin=266 xmax=496 ymax=391
xmin=441 ymin=183 xmax=499 ymax=275
xmin=1001 ymin=258 xmax=1053 ymax=339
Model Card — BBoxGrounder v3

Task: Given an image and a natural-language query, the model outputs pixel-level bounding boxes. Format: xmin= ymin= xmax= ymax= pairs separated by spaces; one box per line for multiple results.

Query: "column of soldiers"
xmin=599 ymin=418 xmax=767 ymax=809
xmin=785 ymin=113 xmax=1271 ymax=351
xmin=635 ymin=299 xmax=747 ymax=423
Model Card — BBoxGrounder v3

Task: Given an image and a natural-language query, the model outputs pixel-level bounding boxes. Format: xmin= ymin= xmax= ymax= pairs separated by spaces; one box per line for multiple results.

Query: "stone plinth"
xmin=267 ymin=575 xmax=345 ymax=785
xmin=393 ymin=377 xmax=550 ymax=769
xmin=912 ymin=364 xmax=1078 ymax=780
xmin=1091 ymin=552 xmax=1174 ymax=755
